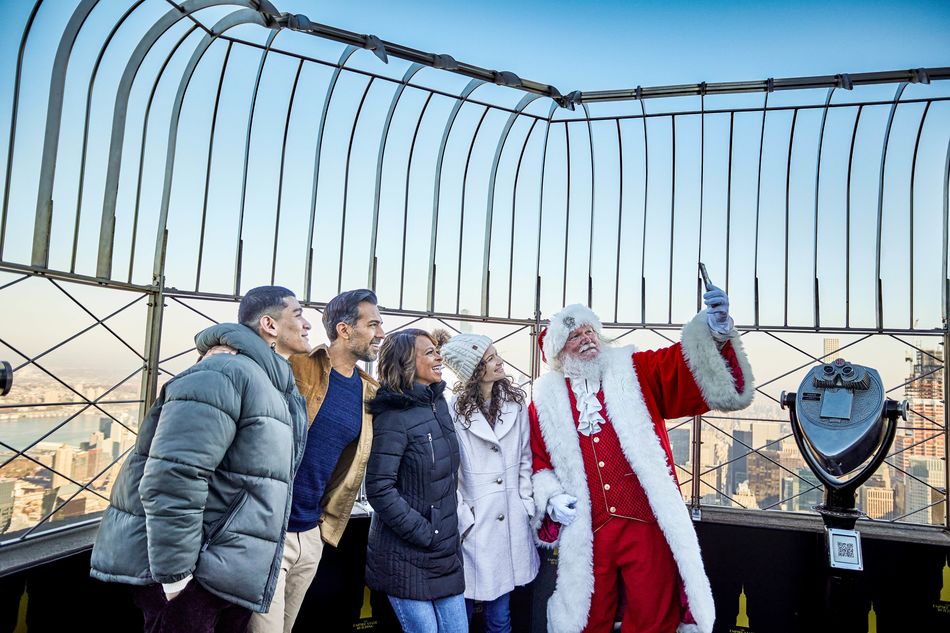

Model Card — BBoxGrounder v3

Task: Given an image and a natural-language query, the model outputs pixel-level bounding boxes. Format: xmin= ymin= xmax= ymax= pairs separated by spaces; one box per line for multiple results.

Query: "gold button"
xmin=604 ymin=484 xmax=610 ymax=491
xmin=598 ymin=461 xmax=605 ymax=468
xmin=609 ymin=506 xmax=616 ymax=513
xmin=593 ymin=437 xmax=600 ymax=443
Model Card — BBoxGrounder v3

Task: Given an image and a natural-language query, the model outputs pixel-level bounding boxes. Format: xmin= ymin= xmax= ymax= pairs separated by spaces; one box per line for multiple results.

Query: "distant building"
xmin=823 ymin=338 xmax=840 ymax=361
xmin=904 ymin=348 xmax=945 ymax=461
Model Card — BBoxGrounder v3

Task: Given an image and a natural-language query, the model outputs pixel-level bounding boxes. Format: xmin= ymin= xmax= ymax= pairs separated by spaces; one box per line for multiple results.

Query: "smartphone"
xmin=698 ymin=262 xmax=712 ymax=291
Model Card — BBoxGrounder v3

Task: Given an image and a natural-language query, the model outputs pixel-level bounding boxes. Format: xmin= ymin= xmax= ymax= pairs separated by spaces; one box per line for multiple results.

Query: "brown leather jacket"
xmin=290 ymin=345 xmax=378 ymax=547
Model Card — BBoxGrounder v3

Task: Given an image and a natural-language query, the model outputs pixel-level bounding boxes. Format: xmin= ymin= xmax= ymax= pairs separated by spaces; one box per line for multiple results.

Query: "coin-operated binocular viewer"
xmin=781 ymin=358 xmax=906 ymax=571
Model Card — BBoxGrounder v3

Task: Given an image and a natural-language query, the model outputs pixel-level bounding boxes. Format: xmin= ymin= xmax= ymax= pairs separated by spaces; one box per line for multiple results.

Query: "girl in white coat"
xmin=435 ymin=330 xmax=540 ymax=633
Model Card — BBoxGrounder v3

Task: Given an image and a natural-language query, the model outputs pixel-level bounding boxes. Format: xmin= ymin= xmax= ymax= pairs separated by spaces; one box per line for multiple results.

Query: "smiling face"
xmin=477 ymin=344 xmax=506 ymax=386
xmin=560 ymin=324 xmax=601 ymax=362
xmin=270 ymin=297 xmax=312 ymax=357
xmin=414 ymin=335 xmax=443 ymax=385
xmin=343 ymin=301 xmax=385 ymax=362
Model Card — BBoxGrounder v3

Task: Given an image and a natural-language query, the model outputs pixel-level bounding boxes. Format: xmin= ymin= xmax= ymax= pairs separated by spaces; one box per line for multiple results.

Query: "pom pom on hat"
xmin=539 ymin=304 xmax=602 ymax=363
xmin=438 ymin=330 xmax=492 ymax=384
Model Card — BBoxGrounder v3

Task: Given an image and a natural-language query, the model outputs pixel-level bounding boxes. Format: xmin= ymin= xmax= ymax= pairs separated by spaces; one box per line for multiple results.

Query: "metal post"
xmin=690 ymin=414 xmax=702 ymax=512
xmin=139 ymin=279 xmax=165 ymax=420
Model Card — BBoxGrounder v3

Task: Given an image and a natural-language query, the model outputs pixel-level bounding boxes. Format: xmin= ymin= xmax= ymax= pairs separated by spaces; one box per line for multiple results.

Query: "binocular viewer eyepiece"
xmin=0 ymin=360 xmax=12 ymax=397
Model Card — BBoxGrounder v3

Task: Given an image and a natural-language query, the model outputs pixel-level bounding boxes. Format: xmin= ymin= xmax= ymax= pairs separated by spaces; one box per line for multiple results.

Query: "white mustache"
xmin=579 ymin=343 xmax=597 ymax=352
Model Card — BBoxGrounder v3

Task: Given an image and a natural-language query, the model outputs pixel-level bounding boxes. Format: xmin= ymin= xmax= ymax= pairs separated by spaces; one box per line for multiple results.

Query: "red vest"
xmin=566 ymin=381 xmax=656 ymax=530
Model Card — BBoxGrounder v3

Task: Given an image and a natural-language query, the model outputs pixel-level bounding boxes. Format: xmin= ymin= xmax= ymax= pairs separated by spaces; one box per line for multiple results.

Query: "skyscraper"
xmin=904 ymin=348 xmax=945 ymax=460
xmin=823 ymin=338 xmax=840 ymax=361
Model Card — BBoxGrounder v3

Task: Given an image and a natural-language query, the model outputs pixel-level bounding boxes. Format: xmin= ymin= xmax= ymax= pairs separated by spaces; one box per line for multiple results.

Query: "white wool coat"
xmin=452 ymin=396 xmax=541 ymax=601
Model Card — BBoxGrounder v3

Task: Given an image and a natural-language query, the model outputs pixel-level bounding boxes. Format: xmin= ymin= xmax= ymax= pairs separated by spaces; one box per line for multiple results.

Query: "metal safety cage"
xmin=0 ymin=0 xmax=948 ymax=551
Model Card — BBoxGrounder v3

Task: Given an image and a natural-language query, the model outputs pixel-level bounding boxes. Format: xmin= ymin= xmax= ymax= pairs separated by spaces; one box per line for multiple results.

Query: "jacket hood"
xmin=367 ymin=381 xmax=447 ymax=415
xmin=195 ymin=323 xmax=296 ymax=393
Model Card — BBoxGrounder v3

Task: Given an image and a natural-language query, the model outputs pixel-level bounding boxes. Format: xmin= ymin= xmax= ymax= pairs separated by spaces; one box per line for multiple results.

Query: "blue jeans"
xmin=465 ymin=593 xmax=511 ymax=633
xmin=387 ymin=593 xmax=468 ymax=633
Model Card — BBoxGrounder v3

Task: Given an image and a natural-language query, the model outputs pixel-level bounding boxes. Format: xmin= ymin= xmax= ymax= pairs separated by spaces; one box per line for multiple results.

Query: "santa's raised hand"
xmin=703 ymin=285 xmax=734 ymax=335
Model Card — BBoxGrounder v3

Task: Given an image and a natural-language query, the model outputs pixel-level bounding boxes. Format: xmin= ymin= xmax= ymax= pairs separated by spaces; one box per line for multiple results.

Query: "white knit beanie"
xmin=538 ymin=303 xmax=603 ymax=363
xmin=437 ymin=331 xmax=493 ymax=383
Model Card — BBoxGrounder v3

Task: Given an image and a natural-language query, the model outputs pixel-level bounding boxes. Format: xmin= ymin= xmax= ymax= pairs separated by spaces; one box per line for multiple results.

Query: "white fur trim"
xmin=678 ymin=625 xmax=702 ymax=633
xmin=531 ymin=371 xmax=595 ymax=633
xmin=601 ymin=346 xmax=715 ymax=633
xmin=681 ymin=312 xmax=754 ymax=411
xmin=530 ymin=469 xmax=563 ymax=549
xmin=543 ymin=304 xmax=602 ymax=364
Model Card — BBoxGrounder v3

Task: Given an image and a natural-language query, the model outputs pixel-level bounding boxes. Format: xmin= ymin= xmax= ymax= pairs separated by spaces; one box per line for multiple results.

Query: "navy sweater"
xmin=288 ymin=368 xmax=363 ymax=532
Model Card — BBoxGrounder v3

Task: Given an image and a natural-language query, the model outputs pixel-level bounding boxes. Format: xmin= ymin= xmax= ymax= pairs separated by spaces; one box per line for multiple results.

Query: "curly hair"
xmin=452 ymin=357 xmax=526 ymax=429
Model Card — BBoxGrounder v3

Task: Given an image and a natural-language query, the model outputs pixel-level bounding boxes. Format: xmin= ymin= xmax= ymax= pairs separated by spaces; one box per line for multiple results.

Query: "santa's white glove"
xmin=703 ymin=285 xmax=734 ymax=335
xmin=547 ymin=493 xmax=578 ymax=526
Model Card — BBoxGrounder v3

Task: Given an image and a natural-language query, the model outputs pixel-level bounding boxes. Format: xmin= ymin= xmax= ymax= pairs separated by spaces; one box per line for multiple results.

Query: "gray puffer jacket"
xmin=90 ymin=324 xmax=308 ymax=613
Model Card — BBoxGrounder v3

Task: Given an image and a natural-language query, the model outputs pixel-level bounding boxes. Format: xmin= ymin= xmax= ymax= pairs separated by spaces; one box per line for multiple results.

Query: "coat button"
xmin=496 ymin=478 xmax=503 ymax=484
xmin=497 ymin=514 xmax=505 ymax=521
xmin=598 ymin=461 xmax=605 ymax=468
xmin=609 ymin=506 xmax=616 ymax=513
xmin=491 ymin=446 xmax=499 ymax=452
xmin=434 ymin=529 xmax=439 ymax=534
xmin=604 ymin=484 xmax=610 ymax=491
xmin=593 ymin=436 xmax=600 ymax=443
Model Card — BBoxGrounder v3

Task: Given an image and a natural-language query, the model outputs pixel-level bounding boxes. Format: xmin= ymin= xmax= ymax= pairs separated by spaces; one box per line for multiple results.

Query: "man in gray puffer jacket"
xmin=90 ymin=286 xmax=311 ymax=633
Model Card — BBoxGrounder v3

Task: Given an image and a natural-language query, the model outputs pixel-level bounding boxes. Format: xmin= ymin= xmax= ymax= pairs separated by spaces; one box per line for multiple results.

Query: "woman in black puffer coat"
xmin=365 ymin=328 xmax=467 ymax=633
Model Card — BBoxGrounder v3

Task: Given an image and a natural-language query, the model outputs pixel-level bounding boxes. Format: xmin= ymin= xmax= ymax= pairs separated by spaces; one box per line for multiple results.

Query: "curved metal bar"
xmin=302 ymin=44 xmax=358 ymax=301
xmin=97 ymin=0 xmax=259 ymax=280
xmin=0 ymin=0 xmax=42 ymax=260
xmin=31 ymin=0 xmax=99 ymax=268
xmin=811 ymin=87 xmax=835 ymax=327
xmin=455 ymin=105 xmax=491 ymax=314
xmin=152 ymin=9 xmax=271 ymax=278
xmin=532 ymin=101 xmax=560 ymax=320
xmin=667 ymin=114 xmax=676 ymax=322
xmin=874 ymin=82 xmax=909 ymax=329
xmin=637 ymin=99 xmax=649 ymax=324
xmin=783 ymin=109 xmax=799 ymax=326
xmin=561 ymin=121 xmax=571 ymax=307
xmin=943 ymin=135 xmax=950 ymax=325
xmin=481 ymin=93 xmax=542 ymax=315
xmin=270 ymin=59 xmax=305 ymax=286
xmin=195 ymin=42 xmax=233 ymax=291
xmin=908 ymin=101 xmax=932 ymax=328
xmin=398 ymin=92 xmax=435 ymax=308
xmin=725 ymin=112 xmax=734 ymax=295
xmin=426 ymin=78 xmax=486 ymax=312
xmin=233 ymin=28 xmax=281 ymax=294
xmin=752 ymin=91 xmax=771 ymax=327
xmin=581 ymin=102 xmax=595 ymax=308
xmin=844 ymin=106 xmax=864 ymax=328
xmin=128 ymin=24 xmax=203 ymax=283
xmin=507 ymin=117 xmax=541 ymax=318
xmin=613 ymin=119 xmax=623 ymax=322
xmin=337 ymin=75 xmax=376 ymax=294
xmin=696 ymin=94 xmax=705 ymax=313
xmin=71 ymin=0 xmax=148 ymax=273
xmin=368 ymin=62 xmax=424 ymax=289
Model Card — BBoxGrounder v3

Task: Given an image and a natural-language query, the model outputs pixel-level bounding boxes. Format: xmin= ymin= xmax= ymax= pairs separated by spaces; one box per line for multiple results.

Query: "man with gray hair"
xmin=529 ymin=287 xmax=755 ymax=633
xmin=91 ymin=286 xmax=311 ymax=633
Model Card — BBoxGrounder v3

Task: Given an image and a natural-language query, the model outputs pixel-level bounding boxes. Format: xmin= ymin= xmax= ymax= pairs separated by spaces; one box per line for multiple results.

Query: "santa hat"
xmin=538 ymin=304 xmax=603 ymax=363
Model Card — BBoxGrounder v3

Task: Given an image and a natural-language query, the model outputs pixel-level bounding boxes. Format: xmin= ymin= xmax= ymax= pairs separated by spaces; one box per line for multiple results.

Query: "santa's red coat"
xmin=529 ymin=313 xmax=754 ymax=633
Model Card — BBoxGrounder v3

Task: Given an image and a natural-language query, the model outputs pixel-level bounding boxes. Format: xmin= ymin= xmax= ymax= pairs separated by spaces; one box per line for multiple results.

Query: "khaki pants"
xmin=249 ymin=526 xmax=324 ymax=633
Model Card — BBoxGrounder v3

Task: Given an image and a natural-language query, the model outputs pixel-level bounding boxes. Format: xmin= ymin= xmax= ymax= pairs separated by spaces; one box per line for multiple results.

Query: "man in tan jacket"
xmin=252 ymin=289 xmax=383 ymax=633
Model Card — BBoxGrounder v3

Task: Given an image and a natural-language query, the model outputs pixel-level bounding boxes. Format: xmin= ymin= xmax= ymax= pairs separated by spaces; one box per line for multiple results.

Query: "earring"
xmin=270 ymin=342 xmax=277 ymax=350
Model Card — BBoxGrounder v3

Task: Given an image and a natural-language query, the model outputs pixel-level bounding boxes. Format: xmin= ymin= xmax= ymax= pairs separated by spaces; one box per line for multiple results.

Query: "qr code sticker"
xmin=837 ymin=541 xmax=855 ymax=559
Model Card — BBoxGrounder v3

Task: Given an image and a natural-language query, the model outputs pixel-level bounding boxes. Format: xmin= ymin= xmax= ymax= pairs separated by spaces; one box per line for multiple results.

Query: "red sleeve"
xmin=529 ymin=401 xmax=554 ymax=474
xmin=633 ymin=343 xmax=709 ymax=420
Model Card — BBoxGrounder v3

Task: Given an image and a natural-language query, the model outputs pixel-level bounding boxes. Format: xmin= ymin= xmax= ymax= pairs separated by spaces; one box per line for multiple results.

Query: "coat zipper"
xmin=426 ymin=432 xmax=435 ymax=465
xmin=201 ymin=490 xmax=248 ymax=552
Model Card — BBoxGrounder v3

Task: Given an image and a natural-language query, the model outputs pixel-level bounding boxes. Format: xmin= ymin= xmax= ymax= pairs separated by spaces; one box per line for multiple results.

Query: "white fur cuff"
xmin=680 ymin=312 xmax=754 ymax=411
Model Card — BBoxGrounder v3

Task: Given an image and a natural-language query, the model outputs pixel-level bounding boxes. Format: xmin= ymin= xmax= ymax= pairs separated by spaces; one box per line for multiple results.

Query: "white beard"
xmin=560 ymin=351 xmax=606 ymax=384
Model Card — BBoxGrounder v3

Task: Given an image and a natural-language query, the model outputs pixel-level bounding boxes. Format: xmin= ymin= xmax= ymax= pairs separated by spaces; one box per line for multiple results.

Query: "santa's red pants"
xmin=582 ymin=518 xmax=681 ymax=633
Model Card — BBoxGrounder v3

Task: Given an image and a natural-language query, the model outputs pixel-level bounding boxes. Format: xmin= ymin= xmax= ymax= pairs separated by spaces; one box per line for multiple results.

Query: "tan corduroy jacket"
xmin=289 ymin=344 xmax=378 ymax=547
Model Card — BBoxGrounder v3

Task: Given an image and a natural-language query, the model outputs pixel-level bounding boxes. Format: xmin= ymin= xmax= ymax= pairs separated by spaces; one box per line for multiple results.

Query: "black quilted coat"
xmin=364 ymin=381 xmax=464 ymax=600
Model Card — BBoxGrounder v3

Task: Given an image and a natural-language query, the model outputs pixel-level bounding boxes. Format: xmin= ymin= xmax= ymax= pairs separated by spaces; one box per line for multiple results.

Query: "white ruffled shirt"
xmin=570 ymin=378 xmax=604 ymax=436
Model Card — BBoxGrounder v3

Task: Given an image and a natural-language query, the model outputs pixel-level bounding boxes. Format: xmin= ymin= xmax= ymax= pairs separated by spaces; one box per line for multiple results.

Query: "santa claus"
xmin=529 ymin=287 xmax=754 ymax=633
